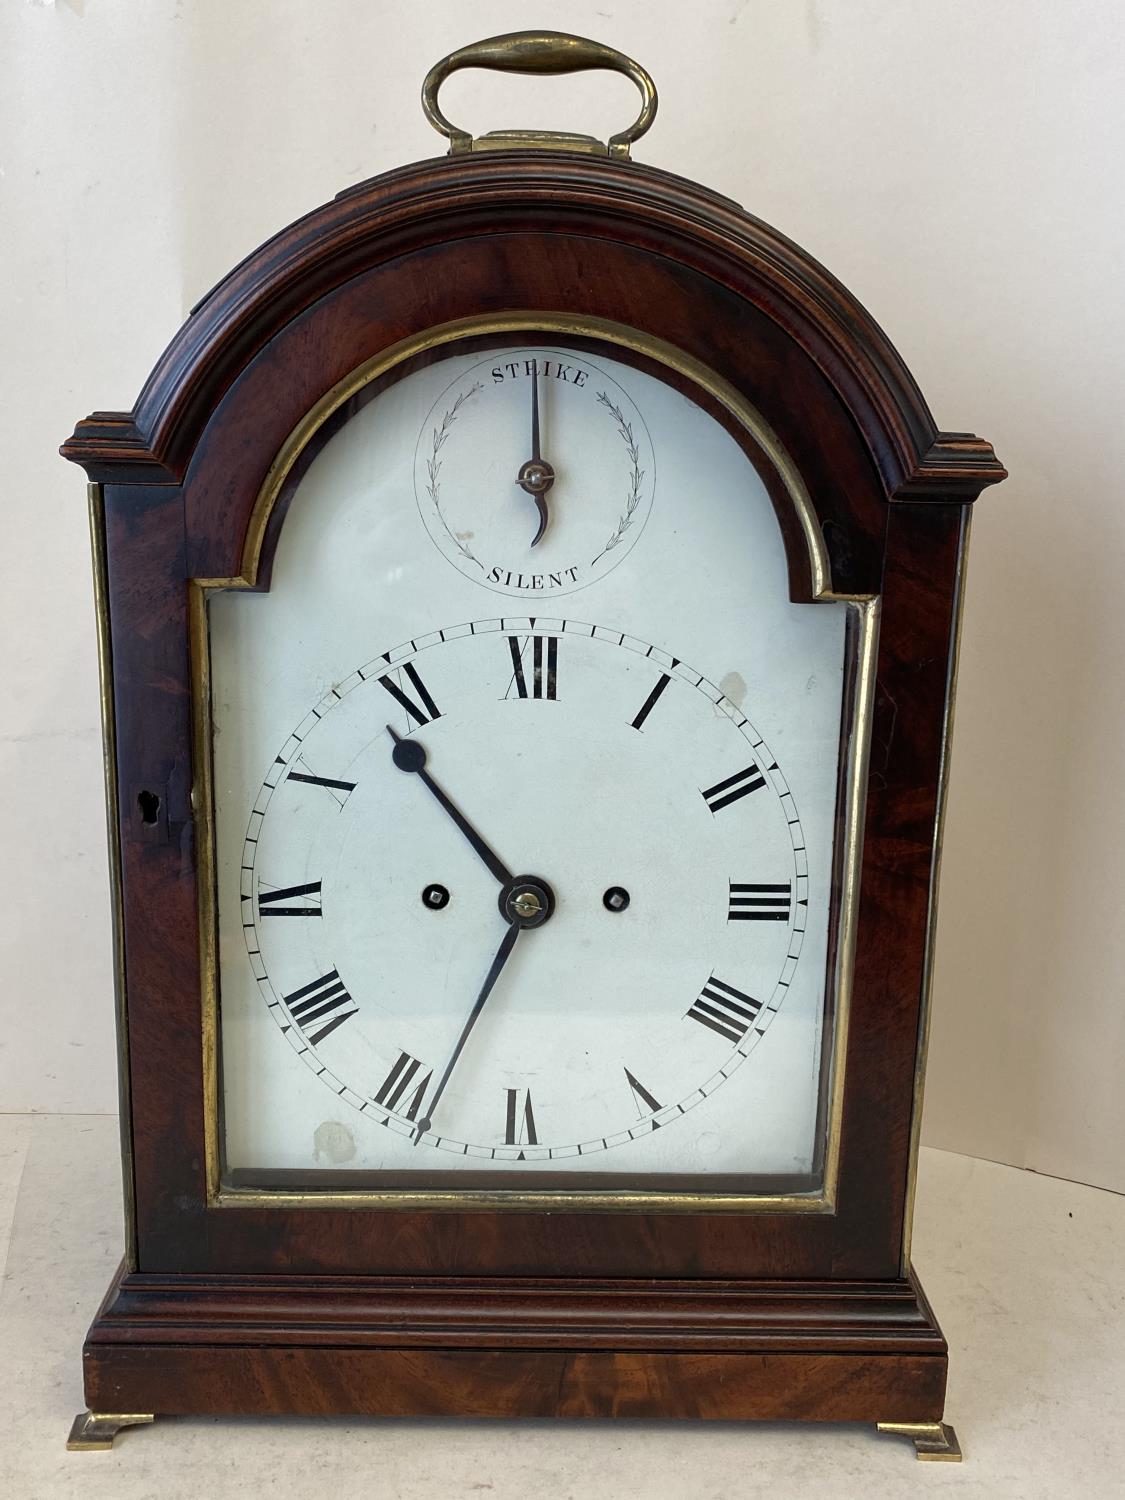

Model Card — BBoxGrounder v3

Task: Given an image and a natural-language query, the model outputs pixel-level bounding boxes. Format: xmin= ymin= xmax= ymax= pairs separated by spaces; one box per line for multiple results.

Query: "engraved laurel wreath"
xmin=424 ymin=383 xmax=485 ymax=570
xmin=591 ymin=391 xmax=646 ymax=566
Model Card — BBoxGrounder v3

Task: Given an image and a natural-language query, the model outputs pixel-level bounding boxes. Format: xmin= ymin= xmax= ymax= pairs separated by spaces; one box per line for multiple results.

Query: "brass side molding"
xmin=421 ymin=30 xmax=658 ymax=158
xmin=876 ymin=1421 xmax=962 ymax=1462
xmin=67 ymin=1411 xmax=155 ymax=1452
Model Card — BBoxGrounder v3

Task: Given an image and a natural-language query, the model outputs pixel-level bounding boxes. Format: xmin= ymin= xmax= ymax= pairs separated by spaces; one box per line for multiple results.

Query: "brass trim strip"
xmin=189 ymin=581 xmax=222 ymax=1203
xmin=901 ymin=505 xmax=973 ymax=1269
xmin=820 ymin=596 xmax=879 ymax=1201
xmin=194 ymin=311 xmax=871 ymax=1215
xmin=214 ymin=1185 xmax=830 ymax=1214
xmin=88 ymin=483 xmax=138 ymax=1269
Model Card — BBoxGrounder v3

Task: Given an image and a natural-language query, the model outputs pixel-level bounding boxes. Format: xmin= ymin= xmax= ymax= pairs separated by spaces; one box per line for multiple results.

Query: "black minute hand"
xmin=387 ymin=725 xmax=513 ymax=886
xmin=413 ymin=920 xmax=520 ymax=1143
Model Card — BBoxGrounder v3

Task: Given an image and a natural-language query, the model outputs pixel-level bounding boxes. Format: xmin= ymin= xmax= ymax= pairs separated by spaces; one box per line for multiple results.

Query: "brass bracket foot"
xmin=67 ymin=1411 xmax=155 ymax=1451
xmin=876 ymin=1421 xmax=962 ymax=1461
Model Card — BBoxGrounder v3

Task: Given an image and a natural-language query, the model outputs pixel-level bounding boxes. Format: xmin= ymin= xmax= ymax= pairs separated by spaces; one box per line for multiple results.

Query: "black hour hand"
xmin=387 ymin=725 xmax=513 ymax=886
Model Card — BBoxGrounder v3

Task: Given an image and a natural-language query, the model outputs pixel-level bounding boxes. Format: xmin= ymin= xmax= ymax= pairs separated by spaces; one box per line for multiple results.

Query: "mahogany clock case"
xmin=63 ymin=148 xmax=1004 ymax=1428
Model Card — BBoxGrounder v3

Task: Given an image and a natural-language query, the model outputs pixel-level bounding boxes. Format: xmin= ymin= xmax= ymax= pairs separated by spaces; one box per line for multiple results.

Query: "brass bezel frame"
xmin=189 ymin=311 xmax=879 ymax=1215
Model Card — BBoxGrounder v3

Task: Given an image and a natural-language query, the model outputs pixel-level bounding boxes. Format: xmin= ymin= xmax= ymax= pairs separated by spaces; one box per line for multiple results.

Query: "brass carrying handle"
xmin=421 ymin=30 xmax=658 ymax=158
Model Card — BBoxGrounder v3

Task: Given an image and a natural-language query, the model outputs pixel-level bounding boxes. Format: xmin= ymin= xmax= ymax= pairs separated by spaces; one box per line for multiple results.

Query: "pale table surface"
xmin=1 ymin=1114 xmax=1122 ymax=1499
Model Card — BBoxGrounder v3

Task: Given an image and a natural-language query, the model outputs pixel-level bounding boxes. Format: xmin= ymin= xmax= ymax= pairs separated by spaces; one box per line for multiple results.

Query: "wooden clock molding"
xmin=63 ymin=142 xmax=1003 ymax=1456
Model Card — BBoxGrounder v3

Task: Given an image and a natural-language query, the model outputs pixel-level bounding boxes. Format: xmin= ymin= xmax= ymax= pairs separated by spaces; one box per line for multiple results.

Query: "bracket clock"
xmin=62 ymin=32 xmax=1005 ymax=1459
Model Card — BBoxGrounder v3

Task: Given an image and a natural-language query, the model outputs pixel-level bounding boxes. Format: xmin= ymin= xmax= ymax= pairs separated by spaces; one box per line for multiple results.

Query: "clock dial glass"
xmin=210 ymin=337 xmax=859 ymax=1197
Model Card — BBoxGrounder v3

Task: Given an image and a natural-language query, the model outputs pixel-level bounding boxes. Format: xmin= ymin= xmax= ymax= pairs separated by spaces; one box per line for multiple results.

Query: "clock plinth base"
xmin=876 ymin=1421 xmax=962 ymax=1462
xmin=66 ymin=1411 xmax=154 ymax=1452
xmin=78 ymin=1260 xmax=954 ymax=1457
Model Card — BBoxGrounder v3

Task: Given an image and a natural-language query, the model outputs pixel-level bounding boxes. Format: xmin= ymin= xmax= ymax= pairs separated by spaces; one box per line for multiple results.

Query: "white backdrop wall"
xmin=2 ymin=0 xmax=1122 ymax=1194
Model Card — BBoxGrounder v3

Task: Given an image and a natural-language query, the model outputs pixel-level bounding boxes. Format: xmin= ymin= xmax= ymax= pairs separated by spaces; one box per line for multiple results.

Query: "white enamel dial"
xmin=213 ymin=338 xmax=852 ymax=1189
xmin=241 ymin=618 xmax=809 ymax=1159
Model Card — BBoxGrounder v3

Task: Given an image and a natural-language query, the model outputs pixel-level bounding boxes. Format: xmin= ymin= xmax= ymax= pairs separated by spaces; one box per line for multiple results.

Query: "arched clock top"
xmin=61 ymin=155 xmax=1004 ymax=529
xmin=207 ymin=315 xmax=842 ymax=607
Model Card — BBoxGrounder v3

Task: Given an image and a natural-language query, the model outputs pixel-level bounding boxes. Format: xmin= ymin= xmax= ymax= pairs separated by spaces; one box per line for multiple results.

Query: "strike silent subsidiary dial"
xmin=414 ymin=347 xmax=656 ymax=599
